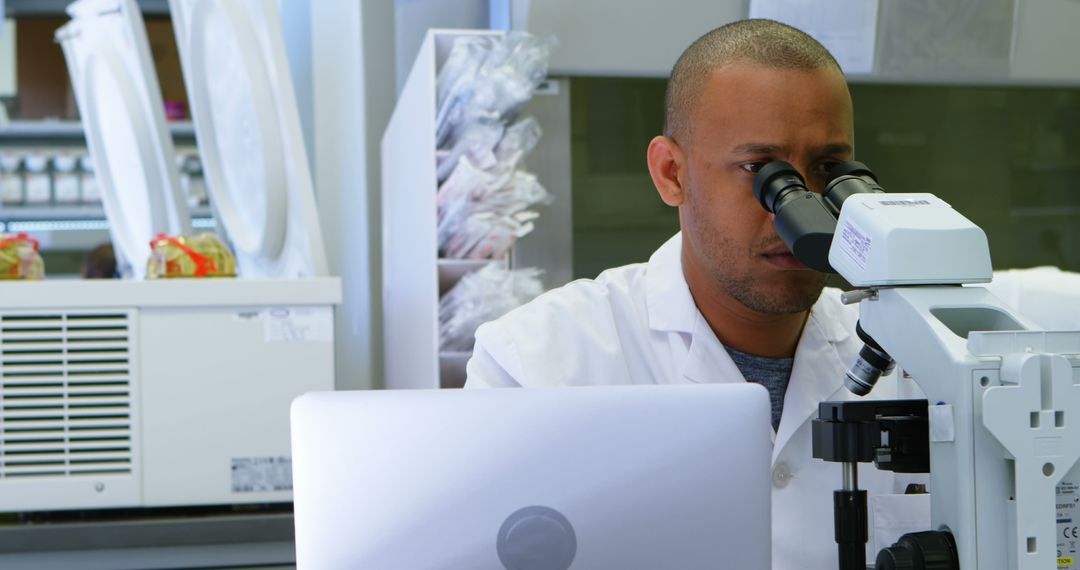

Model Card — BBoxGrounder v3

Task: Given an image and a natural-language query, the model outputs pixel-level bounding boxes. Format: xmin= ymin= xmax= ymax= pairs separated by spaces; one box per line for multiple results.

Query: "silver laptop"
xmin=291 ymin=384 xmax=772 ymax=569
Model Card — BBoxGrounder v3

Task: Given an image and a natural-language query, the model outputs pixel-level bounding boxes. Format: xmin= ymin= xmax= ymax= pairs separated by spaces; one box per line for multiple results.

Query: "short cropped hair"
xmin=664 ymin=19 xmax=842 ymax=142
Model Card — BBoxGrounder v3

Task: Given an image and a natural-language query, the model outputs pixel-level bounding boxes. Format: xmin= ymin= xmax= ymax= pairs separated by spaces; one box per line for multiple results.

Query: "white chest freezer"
xmin=0 ymin=0 xmax=340 ymax=512
xmin=0 ymin=279 xmax=337 ymax=511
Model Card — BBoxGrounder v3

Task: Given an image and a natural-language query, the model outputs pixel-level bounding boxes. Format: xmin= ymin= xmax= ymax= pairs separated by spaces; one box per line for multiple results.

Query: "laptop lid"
xmin=291 ymin=384 xmax=772 ymax=569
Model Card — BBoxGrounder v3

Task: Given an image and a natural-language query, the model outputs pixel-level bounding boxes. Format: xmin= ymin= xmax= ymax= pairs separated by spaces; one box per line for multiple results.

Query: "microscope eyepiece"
xmin=827 ymin=160 xmax=878 ymax=183
xmin=751 ymin=161 xmax=837 ymax=273
xmin=845 ymin=321 xmax=896 ymax=396
xmin=822 ymin=161 xmax=885 ymax=216
xmin=753 ymin=161 xmax=808 ymax=214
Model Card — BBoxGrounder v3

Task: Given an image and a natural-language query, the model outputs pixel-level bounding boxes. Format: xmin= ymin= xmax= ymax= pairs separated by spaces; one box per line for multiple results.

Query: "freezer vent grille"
xmin=0 ymin=312 xmax=133 ymax=479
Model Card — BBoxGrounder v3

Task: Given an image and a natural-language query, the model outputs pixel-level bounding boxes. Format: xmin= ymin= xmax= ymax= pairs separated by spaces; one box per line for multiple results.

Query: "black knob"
xmin=877 ymin=543 xmax=915 ymax=570
xmin=875 ymin=531 xmax=959 ymax=570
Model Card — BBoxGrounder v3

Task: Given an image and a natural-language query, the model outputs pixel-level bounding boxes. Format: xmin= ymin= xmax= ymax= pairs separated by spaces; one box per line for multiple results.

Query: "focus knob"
xmin=876 ymin=543 xmax=915 ymax=570
xmin=875 ymin=531 xmax=959 ymax=570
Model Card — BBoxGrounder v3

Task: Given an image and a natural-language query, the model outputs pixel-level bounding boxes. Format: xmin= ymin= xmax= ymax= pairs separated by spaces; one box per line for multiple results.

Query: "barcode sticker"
xmin=878 ymin=199 xmax=931 ymax=207
xmin=231 ymin=456 xmax=292 ymax=493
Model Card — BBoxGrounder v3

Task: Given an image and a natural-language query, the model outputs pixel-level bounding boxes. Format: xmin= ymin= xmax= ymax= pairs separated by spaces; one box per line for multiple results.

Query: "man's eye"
xmin=813 ymin=161 xmax=842 ymax=178
xmin=740 ymin=162 xmax=769 ymax=174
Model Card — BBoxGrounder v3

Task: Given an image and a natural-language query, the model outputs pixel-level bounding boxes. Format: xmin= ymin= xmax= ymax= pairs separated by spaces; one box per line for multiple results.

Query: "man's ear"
xmin=647 ymin=135 xmax=687 ymax=207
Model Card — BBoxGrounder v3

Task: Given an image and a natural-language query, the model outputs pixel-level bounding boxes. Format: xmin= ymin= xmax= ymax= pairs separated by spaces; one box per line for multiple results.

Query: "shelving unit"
xmin=5 ymin=0 xmax=170 ymax=16
xmin=382 ymin=29 xmax=508 ymax=390
xmin=0 ymin=120 xmax=195 ymax=141
xmin=383 ymin=28 xmax=572 ymax=390
xmin=0 ymin=120 xmax=207 ymax=259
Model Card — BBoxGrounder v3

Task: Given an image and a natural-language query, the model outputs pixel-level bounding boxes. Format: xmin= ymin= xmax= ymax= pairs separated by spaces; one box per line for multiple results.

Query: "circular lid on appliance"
xmin=59 ymin=0 xmax=190 ymax=277
xmin=81 ymin=45 xmax=172 ymax=268
xmin=184 ymin=0 xmax=288 ymax=262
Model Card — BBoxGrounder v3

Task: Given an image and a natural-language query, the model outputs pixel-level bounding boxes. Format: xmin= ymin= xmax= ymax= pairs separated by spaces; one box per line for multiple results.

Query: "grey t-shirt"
xmin=724 ymin=346 xmax=794 ymax=431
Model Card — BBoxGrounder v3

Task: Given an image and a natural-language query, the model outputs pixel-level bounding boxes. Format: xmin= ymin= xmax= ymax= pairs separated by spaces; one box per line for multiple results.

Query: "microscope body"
xmin=833 ymin=193 xmax=1080 ymax=570
xmin=754 ymin=162 xmax=1080 ymax=569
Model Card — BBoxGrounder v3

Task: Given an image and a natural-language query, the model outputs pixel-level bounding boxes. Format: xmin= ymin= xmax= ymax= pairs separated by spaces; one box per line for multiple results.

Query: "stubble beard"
xmin=707 ymin=234 xmax=829 ymax=315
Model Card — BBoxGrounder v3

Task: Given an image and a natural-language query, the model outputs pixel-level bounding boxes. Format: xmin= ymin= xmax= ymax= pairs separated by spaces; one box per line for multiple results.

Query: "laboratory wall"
xmin=569 ymin=78 xmax=1080 ymax=280
xmin=393 ymin=0 xmax=488 ymax=93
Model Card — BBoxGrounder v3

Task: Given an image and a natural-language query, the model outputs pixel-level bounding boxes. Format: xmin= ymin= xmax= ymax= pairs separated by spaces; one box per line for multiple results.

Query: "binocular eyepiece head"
xmin=753 ymin=160 xmax=880 ymax=216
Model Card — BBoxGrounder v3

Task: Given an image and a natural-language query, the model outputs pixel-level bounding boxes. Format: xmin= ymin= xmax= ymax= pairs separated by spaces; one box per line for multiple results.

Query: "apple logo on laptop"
xmin=496 ymin=505 xmax=577 ymax=570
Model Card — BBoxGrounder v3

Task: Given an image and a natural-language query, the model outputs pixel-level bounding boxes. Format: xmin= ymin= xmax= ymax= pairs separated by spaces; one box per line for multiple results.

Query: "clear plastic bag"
xmin=436 ymin=115 xmax=504 ymax=184
xmin=435 ymin=33 xmax=554 ymax=147
xmin=435 ymin=36 xmax=493 ymax=147
xmin=434 ymin=32 xmax=554 ymax=260
xmin=439 ymin=263 xmax=545 ymax=352
xmin=495 ymin=117 xmax=542 ymax=166
xmin=469 ymin=32 xmax=554 ymax=119
xmin=437 ymin=163 xmax=551 ymax=259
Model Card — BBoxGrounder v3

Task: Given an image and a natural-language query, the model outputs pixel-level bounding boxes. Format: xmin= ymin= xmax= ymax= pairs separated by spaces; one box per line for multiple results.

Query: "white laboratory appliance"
xmin=0 ymin=0 xmax=338 ymax=513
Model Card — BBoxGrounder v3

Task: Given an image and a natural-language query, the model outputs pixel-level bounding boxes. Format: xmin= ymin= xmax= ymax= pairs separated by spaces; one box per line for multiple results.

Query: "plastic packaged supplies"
xmin=439 ymin=263 xmax=544 ymax=352
xmin=435 ymin=33 xmax=554 ymax=147
xmin=435 ymin=31 xmax=554 ymax=260
xmin=437 ymin=153 xmax=551 ymax=259
xmin=0 ymin=233 xmax=46 ymax=280
xmin=147 ymin=233 xmax=238 ymax=279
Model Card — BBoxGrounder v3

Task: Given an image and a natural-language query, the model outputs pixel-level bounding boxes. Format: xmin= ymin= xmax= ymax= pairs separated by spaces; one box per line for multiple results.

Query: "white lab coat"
xmin=465 ymin=233 xmax=1080 ymax=569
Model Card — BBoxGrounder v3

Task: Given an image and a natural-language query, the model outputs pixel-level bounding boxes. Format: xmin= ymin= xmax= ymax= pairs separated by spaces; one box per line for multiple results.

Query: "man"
xmin=464 ymin=19 xmax=1078 ymax=569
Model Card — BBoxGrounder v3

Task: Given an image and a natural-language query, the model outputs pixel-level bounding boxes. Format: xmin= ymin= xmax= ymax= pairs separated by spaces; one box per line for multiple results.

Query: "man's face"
xmin=677 ymin=63 xmax=854 ymax=315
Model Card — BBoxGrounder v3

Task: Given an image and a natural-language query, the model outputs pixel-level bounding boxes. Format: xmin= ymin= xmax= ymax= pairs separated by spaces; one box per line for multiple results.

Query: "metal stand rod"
xmin=842 ymin=461 xmax=858 ymax=491
xmin=835 ymin=462 xmax=868 ymax=570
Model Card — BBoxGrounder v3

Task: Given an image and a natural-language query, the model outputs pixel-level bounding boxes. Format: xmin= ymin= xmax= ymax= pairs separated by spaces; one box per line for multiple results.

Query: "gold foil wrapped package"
xmin=0 ymin=233 xmax=46 ymax=280
xmin=147 ymin=233 xmax=237 ymax=279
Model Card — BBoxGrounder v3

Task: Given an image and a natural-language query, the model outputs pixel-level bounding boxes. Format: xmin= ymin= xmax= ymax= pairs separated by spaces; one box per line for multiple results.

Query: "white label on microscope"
xmin=838 ymin=219 xmax=871 ymax=269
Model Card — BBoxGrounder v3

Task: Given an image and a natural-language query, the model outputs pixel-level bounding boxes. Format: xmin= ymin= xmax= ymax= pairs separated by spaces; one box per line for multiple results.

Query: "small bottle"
xmin=78 ymin=154 xmax=101 ymax=203
xmin=177 ymin=152 xmax=207 ymax=207
xmin=23 ymin=153 xmax=51 ymax=204
xmin=53 ymin=154 xmax=81 ymax=203
xmin=0 ymin=152 xmax=22 ymax=205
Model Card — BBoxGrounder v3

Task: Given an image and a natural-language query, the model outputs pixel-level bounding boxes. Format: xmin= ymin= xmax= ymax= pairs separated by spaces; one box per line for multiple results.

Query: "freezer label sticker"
xmin=231 ymin=456 xmax=292 ymax=493
xmin=838 ymin=219 xmax=872 ymax=269
xmin=263 ymin=306 xmax=333 ymax=343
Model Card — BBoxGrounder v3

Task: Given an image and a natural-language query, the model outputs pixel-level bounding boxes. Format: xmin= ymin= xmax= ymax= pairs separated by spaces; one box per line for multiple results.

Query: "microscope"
xmin=754 ymin=162 xmax=1080 ymax=570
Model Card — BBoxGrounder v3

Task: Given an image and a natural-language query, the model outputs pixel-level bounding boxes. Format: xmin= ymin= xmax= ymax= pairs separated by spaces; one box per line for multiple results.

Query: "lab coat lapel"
xmin=772 ymin=300 xmax=849 ymax=464
xmin=645 ymin=233 xmax=696 ymax=334
xmin=645 ymin=233 xmax=745 ymax=385
xmin=681 ymin=310 xmax=746 ymax=385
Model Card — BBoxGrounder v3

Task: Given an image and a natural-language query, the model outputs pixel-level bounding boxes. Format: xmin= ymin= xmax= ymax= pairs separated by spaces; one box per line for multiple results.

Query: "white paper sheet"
xmin=749 ymin=0 xmax=880 ymax=75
